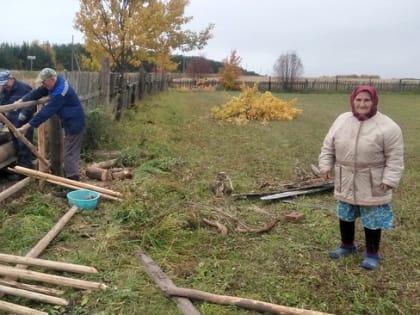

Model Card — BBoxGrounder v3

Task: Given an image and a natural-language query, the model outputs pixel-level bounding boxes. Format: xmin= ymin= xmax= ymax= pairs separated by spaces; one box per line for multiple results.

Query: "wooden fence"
xmin=170 ymin=77 xmax=420 ymax=93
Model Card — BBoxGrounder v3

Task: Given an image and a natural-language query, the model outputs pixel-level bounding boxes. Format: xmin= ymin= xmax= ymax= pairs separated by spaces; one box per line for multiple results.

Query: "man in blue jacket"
xmin=0 ymin=70 xmax=35 ymax=178
xmin=19 ymin=68 xmax=86 ymax=181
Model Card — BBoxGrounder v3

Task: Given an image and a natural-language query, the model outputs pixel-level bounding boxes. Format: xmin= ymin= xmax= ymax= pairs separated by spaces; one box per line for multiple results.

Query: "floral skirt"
xmin=336 ymin=201 xmax=393 ymax=230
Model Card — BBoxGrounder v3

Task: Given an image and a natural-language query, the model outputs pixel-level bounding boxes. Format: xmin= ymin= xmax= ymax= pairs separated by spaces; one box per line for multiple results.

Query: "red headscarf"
xmin=350 ymin=85 xmax=378 ymax=121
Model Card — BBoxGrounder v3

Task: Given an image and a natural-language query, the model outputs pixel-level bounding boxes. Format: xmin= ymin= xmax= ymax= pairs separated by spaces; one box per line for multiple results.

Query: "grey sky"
xmin=2 ymin=0 xmax=419 ymax=79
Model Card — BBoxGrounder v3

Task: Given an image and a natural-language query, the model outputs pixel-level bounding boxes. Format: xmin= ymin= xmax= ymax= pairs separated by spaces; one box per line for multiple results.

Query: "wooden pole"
xmin=0 ymin=284 xmax=68 ymax=306
xmin=0 ymin=300 xmax=47 ymax=315
xmin=136 ymin=251 xmax=201 ymax=315
xmin=0 ymin=98 xmax=48 ymax=114
xmin=164 ymin=286 xmax=335 ymax=315
xmin=12 ymin=166 xmax=123 ymax=198
xmin=37 ymin=103 xmax=47 ymax=189
xmin=0 ymin=265 xmax=107 ymax=291
xmin=0 ymin=279 xmax=64 ymax=296
xmin=44 ymin=178 xmax=123 ymax=202
xmin=0 ymin=177 xmax=30 ymax=203
xmin=0 ymin=112 xmax=50 ymax=169
xmin=0 ymin=206 xmax=79 ymax=298
xmin=0 ymin=253 xmax=98 ymax=274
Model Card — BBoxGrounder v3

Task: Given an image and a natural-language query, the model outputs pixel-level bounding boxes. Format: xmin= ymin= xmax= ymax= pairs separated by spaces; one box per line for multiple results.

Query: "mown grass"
xmin=0 ymin=90 xmax=419 ymax=314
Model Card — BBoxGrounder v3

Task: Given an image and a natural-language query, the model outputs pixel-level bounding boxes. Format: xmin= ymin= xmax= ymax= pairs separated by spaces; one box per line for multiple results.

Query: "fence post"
xmin=100 ymin=58 xmax=111 ymax=106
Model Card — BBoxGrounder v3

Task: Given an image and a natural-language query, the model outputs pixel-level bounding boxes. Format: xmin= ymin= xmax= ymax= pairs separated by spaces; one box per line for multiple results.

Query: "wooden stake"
xmin=0 ymin=284 xmax=68 ymax=306
xmin=0 ymin=300 xmax=47 ymax=315
xmin=0 ymin=206 xmax=78 ymax=299
xmin=136 ymin=251 xmax=201 ymax=315
xmin=0 ymin=112 xmax=50 ymax=169
xmin=164 ymin=286 xmax=335 ymax=315
xmin=0 ymin=253 xmax=98 ymax=274
xmin=0 ymin=265 xmax=107 ymax=291
xmin=44 ymin=178 xmax=123 ymax=202
xmin=0 ymin=279 xmax=64 ymax=296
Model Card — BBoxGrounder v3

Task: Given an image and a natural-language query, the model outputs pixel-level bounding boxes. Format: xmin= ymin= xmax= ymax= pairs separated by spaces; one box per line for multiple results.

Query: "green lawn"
xmin=1 ymin=90 xmax=419 ymax=314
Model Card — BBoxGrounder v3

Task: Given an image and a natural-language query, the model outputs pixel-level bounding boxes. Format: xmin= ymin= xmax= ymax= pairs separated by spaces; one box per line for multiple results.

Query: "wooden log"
xmin=136 ymin=251 xmax=201 ymax=315
xmin=164 ymin=286 xmax=335 ymax=315
xmin=0 ymin=206 xmax=79 ymax=299
xmin=0 ymin=177 xmax=30 ymax=203
xmin=111 ymin=168 xmax=133 ymax=180
xmin=0 ymin=284 xmax=68 ymax=306
xmin=12 ymin=166 xmax=123 ymax=198
xmin=0 ymin=265 xmax=107 ymax=291
xmin=0 ymin=112 xmax=50 ymax=169
xmin=0 ymin=300 xmax=47 ymax=315
xmin=86 ymin=165 xmax=112 ymax=181
xmin=0 ymin=253 xmax=98 ymax=274
xmin=0 ymin=279 xmax=64 ymax=296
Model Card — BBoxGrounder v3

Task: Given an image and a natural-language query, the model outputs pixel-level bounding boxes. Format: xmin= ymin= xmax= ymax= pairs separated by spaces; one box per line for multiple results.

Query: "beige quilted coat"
xmin=319 ymin=111 xmax=404 ymax=206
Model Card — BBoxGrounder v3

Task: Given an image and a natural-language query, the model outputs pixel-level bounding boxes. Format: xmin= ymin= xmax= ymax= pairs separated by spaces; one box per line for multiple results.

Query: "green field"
xmin=1 ymin=90 xmax=419 ymax=314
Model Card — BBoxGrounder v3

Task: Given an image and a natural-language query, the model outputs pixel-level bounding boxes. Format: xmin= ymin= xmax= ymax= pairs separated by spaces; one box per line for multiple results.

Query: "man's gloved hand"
xmin=18 ymin=112 xmax=27 ymax=121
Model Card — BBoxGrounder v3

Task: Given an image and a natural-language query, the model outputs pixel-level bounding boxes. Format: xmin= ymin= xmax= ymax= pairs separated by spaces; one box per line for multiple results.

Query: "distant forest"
xmin=0 ymin=42 xmax=258 ymax=76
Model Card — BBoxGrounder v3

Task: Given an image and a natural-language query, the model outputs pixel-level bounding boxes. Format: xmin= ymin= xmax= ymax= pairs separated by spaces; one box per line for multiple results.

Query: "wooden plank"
xmin=260 ymin=185 xmax=333 ymax=201
xmin=136 ymin=251 xmax=201 ymax=315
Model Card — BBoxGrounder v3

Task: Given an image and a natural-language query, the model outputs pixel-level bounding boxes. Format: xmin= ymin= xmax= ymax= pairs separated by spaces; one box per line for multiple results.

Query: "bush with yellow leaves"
xmin=211 ymin=83 xmax=302 ymax=123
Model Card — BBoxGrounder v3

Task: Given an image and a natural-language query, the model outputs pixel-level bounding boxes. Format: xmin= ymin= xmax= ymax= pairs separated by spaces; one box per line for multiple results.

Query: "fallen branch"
xmin=203 ymin=218 xmax=228 ymax=235
xmin=235 ymin=216 xmax=278 ymax=233
xmin=164 ymin=286 xmax=335 ymax=315
xmin=136 ymin=251 xmax=201 ymax=315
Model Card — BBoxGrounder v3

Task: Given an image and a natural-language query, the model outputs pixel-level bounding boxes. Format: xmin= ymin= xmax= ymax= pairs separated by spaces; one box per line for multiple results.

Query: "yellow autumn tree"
xmin=219 ymin=50 xmax=242 ymax=90
xmin=74 ymin=0 xmax=214 ymax=73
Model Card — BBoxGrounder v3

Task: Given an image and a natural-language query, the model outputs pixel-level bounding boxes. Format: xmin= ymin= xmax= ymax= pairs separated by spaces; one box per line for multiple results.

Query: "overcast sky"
xmin=1 ymin=0 xmax=419 ymax=79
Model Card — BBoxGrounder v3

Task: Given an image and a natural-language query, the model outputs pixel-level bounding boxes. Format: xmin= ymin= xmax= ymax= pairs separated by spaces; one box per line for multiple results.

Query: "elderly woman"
xmin=319 ymin=85 xmax=404 ymax=270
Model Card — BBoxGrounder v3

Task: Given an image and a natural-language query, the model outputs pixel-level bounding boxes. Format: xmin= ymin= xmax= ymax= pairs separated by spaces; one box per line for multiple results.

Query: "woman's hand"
xmin=380 ymin=183 xmax=392 ymax=192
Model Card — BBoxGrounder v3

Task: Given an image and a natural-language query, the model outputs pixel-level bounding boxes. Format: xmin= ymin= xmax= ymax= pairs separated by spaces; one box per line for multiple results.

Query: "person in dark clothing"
xmin=0 ymin=70 xmax=35 ymax=178
xmin=18 ymin=68 xmax=86 ymax=181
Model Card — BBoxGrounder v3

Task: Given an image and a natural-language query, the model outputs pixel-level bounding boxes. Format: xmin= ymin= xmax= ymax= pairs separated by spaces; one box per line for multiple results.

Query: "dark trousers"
xmin=339 ymin=219 xmax=381 ymax=253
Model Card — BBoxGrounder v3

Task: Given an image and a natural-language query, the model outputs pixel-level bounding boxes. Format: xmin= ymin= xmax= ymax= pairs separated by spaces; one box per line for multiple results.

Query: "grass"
xmin=1 ymin=90 xmax=419 ymax=314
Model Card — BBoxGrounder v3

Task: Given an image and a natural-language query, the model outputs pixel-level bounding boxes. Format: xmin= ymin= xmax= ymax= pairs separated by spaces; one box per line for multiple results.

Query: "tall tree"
xmin=273 ymin=51 xmax=304 ymax=91
xmin=74 ymin=0 xmax=213 ymax=73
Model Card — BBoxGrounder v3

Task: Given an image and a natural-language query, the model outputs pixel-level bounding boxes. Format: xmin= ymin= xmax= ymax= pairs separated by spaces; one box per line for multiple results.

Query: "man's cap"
xmin=0 ymin=70 xmax=11 ymax=85
xmin=36 ymin=68 xmax=57 ymax=85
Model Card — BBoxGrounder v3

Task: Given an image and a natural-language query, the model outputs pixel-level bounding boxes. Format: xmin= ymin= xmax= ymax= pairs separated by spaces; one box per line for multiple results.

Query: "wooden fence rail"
xmin=170 ymin=77 xmax=420 ymax=93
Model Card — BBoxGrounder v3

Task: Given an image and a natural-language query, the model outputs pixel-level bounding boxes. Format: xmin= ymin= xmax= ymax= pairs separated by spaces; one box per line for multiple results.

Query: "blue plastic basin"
xmin=67 ymin=189 xmax=100 ymax=210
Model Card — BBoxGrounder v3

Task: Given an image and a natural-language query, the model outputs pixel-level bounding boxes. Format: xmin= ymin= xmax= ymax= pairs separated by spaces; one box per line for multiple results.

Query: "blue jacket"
xmin=22 ymin=76 xmax=86 ymax=135
xmin=0 ymin=79 xmax=34 ymax=120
